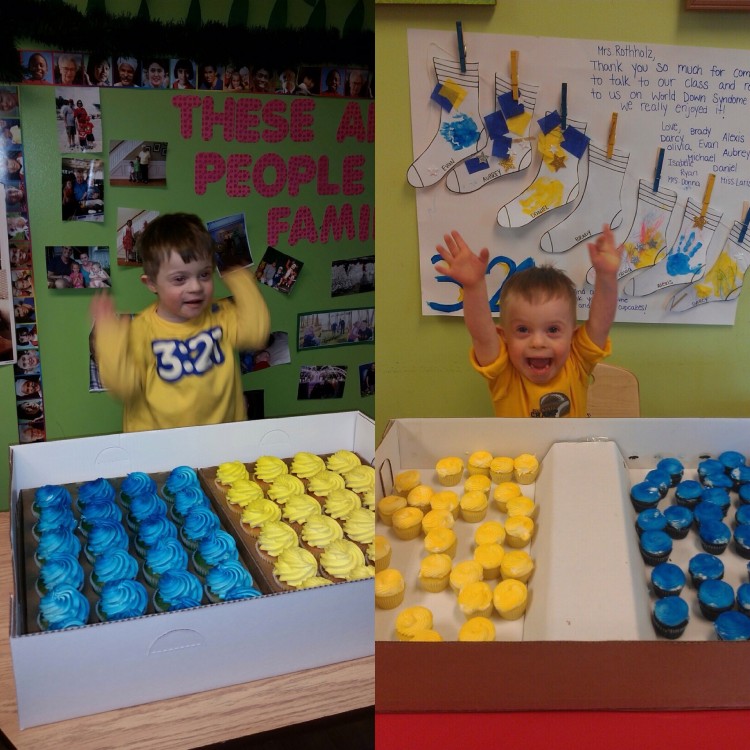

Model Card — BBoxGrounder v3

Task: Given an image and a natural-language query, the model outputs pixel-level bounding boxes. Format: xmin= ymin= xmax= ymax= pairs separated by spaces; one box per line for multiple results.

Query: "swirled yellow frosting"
xmin=421 ymin=508 xmax=455 ymax=534
xmin=493 ymin=578 xmax=528 ymax=619
xmin=493 ymin=482 xmax=522 ymax=512
xmin=506 ymin=495 xmax=537 ymax=520
xmin=406 ymin=484 xmax=434 ymax=509
xmin=377 ymin=494 xmax=407 ymax=523
xmin=489 ymin=456 xmax=514 ymax=479
xmin=326 ymin=450 xmax=362 ymax=475
xmin=500 ymin=550 xmax=535 ymax=582
xmin=267 ymin=474 xmax=306 ymax=504
xmin=435 ymin=456 xmax=464 ymax=479
xmin=424 ymin=527 xmax=457 ymax=555
xmin=474 ymin=520 xmax=506 ymax=547
xmin=393 ymin=469 xmax=420 ymax=495
xmin=343 ymin=465 xmax=375 ymax=494
xmin=514 ymin=453 xmax=539 ymax=480
xmin=282 ymin=494 xmax=322 ymax=525
xmin=253 ymin=456 xmax=289 ymax=483
xmin=473 ymin=543 xmax=505 ymax=571
xmin=257 ymin=521 xmax=299 ymax=557
xmin=290 ymin=452 xmax=326 ymax=479
xmin=240 ymin=498 xmax=281 ymax=528
xmin=419 ymin=553 xmax=452 ymax=580
xmin=307 ymin=470 xmax=346 ymax=497
xmin=391 ymin=506 xmax=423 ymax=532
xmin=374 ymin=568 xmax=405 ymax=598
xmin=430 ymin=490 xmax=459 ymax=517
xmin=347 ymin=564 xmax=375 ymax=580
xmin=458 ymin=581 xmax=493 ymax=617
xmin=274 ymin=547 xmax=319 ymax=587
xmin=361 ymin=489 xmax=375 ymax=511
xmin=226 ymin=479 xmax=264 ymax=509
xmin=395 ymin=605 xmax=433 ymax=640
xmin=411 ymin=629 xmax=443 ymax=642
xmin=449 ymin=560 xmax=484 ymax=591
xmin=301 ymin=514 xmax=344 ymax=548
xmin=216 ymin=460 xmax=250 ymax=486
xmin=320 ymin=539 xmax=365 ymax=579
xmin=343 ymin=507 xmax=375 ymax=544
xmin=324 ymin=488 xmax=362 ymax=520
xmin=373 ymin=534 xmax=390 ymax=563
xmin=460 ymin=490 xmax=488 ymax=513
xmin=504 ymin=516 xmax=535 ymax=546
xmin=464 ymin=474 xmax=492 ymax=494
xmin=458 ymin=616 xmax=495 ymax=642
xmin=296 ymin=575 xmax=333 ymax=589
xmin=468 ymin=450 xmax=493 ymax=474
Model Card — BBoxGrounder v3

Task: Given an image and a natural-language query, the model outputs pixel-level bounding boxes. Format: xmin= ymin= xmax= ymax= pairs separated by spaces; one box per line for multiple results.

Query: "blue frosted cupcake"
xmin=644 ymin=470 xmax=671 ymax=498
xmin=698 ymin=579 xmax=734 ymax=621
xmin=693 ymin=501 xmax=724 ymax=529
xmin=76 ymin=477 xmax=116 ymax=512
xmin=32 ymin=503 xmax=78 ymax=539
xmin=134 ymin=514 xmax=179 ymax=558
xmin=737 ymin=582 xmax=750 ymax=616
xmin=153 ymin=569 xmax=203 ymax=612
xmin=143 ymin=537 xmax=189 ymax=587
xmin=651 ymin=562 xmax=685 ymax=598
xmin=630 ymin=482 xmax=661 ymax=513
xmin=171 ymin=486 xmax=211 ymax=523
xmin=733 ymin=524 xmax=750 ymax=559
xmin=718 ymin=450 xmax=745 ymax=474
xmin=698 ymin=458 xmax=724 ymax=483
xmin=730 ymin=465 xmax=750 ymax=490
xmin=639 ymin=530 xmax=672 ymax=566
xmin=688 ymin=553 xmax=724 ymax=588
xmin=701 ymin=473 xmax=733 ymax=491
xmin=90 ymin=548 xmax=140 ymax=593
xmin=700 ymin=487 xmax=731 ymax=517
xmin=192 ymin=530 xmax=239 ymax=577
xmin=714 ymin=611 xmax=750 ymax=641
xmin=84 ymin=519 xmax=130 ymax=562
xmin=120 ymin=471 xmax=158 ymax=507
xmin=38 ymin=584 xmax=90 ymax=631
xmin=127 ymin=491 xmax=168 ymax=531
xmin=205 ymin=560 xmax=257 ymax=603
xmin=740 ymin=484 xmax=750 ymax=506
xmin=34 ymin=527 xmax=82 ymax=568
xmin=736 ymin=504 xmax=750 ymax=528
xmin=79 ymin=500 xmax=123 ymax=535
xmin=674 ymin=480 xmax=702 ymax=510
xmin=699 ymin=519 xmax=731 ymax=555
xmin=652 ymin=596 xmax=689 ymax=639
xmin=96 ymin=579 xmax=148 ymax=622
xmin=179 ymin=505 xmax=220 ymax=551
xmin=656 ymin=457 xmax=684 ymax=487
xmin=221 ymin=583 xmax=263 ymax=602
xmin=663 ymin=505 xmax=693 ymax=540
xmin=163 ymin=466 xmax=200 ymax=499
xmin=635 ymin=509 xmax=667 ymax=537
xmin=36 ymin=553 xmax=85 ymax=596
xmin=32 ymin=485 xmax=73 ymax=517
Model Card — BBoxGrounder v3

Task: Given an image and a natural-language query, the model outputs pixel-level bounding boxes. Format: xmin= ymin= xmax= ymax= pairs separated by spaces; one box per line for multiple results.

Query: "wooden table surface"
xmin=0 ymin=513 xmax=374 ymax=748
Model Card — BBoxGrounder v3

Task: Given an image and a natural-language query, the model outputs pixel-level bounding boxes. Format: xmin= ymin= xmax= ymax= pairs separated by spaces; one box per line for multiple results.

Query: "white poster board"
xmin=408 ymin=29 xmax=750 ymax=324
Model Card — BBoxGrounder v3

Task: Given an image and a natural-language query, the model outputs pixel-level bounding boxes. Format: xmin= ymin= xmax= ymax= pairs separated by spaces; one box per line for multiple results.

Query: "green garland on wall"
xmin=0 ymin=0 xmax=373 ymax=83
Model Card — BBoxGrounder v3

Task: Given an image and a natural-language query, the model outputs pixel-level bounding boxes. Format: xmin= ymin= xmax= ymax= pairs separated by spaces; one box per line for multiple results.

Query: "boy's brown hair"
xmin=139 ymin=213 xmax=215 ymax=280
xmin=499 ymin=265 xmax=577 ymax=323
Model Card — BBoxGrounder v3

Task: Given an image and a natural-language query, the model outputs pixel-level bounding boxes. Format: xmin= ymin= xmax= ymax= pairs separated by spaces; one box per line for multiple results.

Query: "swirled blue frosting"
xmin=154 ymin=569 xmax=203 ymax=611
xmin=32 ymin=485 xmax=72 ymax=516
xmin=656 ymin=457 xmax=683 ymax=485
xmin=205 ymin=560 xmax=253 ymax=601
xmin=714 ymin=611 xmax=750 ymax=641
xmin=37 ymin=553 xmax=84 ymax=595
xmin=91 ymin=548 xmax=139 ymax=591
xmin=80 ymin=500 xmax=123 ymax=532
xmin=136 ymin=514 xmax=178 ymax=553
xmin=172 ymin=486 xmax=211 ymax=520
xmin=39 ymin=584 xmax=90 ymax=630
xmin=33 ymin=504 xmax=78 ymax=537
xmin=181 ymin=505 xmax=220 ymax=544
xmin=85 ymin=519 xmax=129 ymax=559
xmin=698 ymin=458 xmax=724 ymax=480
xmin=144 ymin=537 xmax=189 ymax=580
xmin=194 ymin=530 xmax=239 ymax=572
xmin=164 ymin=466 xmax=200 ymax=496
xmin=718 ymin=450 xmax=746 ymax=472
xmin=651 ymin=562 xmax=685 ymax=597
xmin=35 ymin=527 xmax=82 ymax=565
xmin=222 ymin=583 xmax=263 ymax=601
xmin=120 ymin=471 xmax=157 ymax=501
xmin=675 ymin=480 xmax=702 ymax=507
xmin=701 ymin=473 xmax=733 ymax=490
xmin=128 ymin=492 xmax=168 ymax=528
xmin=76 ymin=477 xmax=116 ymax=510
xmin=97 ymin=579 xmax=148 ymax=621
xmin=688 ymin=552 xmax=724 ymax=586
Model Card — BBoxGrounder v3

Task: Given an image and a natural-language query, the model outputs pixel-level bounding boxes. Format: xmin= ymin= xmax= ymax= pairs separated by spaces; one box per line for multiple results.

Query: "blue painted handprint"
xmin=666 ymin=231 xmax=703 ymax=277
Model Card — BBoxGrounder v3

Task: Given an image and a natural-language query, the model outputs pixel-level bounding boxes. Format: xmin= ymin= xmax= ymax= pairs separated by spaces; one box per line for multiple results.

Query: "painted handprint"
xmin=666 ymin=231 xmax=704 ymax=277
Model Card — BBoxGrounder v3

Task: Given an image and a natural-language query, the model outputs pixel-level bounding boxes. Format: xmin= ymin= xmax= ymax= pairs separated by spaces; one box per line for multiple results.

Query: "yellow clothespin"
xmin=511 ymin=50 xmax=519 ymax=100
xmin=607 ymin=113 xmax=617 ymax=159
xmin=694 ymin=173 xmax=715 ymax=229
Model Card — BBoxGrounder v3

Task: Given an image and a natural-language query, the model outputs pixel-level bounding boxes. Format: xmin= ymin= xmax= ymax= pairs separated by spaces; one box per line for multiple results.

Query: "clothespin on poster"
xmin=653 ymin=147 xmax=665 ymax=192
xmin=739 ymin=201 xmax=750 ymax=243
xmin=456 ymin=21 xmax=466 ymax=73
xmin=510 ymin=50 xmax=519 ymax=100
xmin=607 ymin=113 xmax=618 ymax=159
xmin=560 ymin=83 xmax=567 ymax=129
xmin=700 ymin=173 xmax=715 ymax=221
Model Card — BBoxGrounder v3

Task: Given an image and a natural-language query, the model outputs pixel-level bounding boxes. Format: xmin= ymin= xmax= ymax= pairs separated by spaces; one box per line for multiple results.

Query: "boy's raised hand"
xmin=587 ymin=224 xmax=623 ymax=277
xmin=89 ymin=290 xmax=120 ymax=326
xmin=434 ymin=230 xmax=489 ymax=289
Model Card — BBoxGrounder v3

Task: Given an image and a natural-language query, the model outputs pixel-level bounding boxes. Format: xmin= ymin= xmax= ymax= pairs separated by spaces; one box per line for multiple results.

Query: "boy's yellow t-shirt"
xmin=469 ymin=323 xmax=611 ymax=418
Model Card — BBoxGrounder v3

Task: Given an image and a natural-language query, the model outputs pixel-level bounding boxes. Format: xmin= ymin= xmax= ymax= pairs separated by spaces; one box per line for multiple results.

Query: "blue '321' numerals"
xmin=152 ymin=327 xmax=225 ymax=382
xmin=426 ymin=254 xmax=535 ymax=314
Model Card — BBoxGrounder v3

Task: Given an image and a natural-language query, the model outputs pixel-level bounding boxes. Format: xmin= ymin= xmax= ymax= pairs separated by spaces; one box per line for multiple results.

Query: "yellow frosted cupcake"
xmin=514 ymin=453 xmax=540 ymax=485
xmin=319 ymin=539 xmax=366 ymax=581
xmin=296 ymin=576 xmax=333 ymax=589
xmin=391 ymin=506 xmax=424 ymax=540
xmin=324 ymin=488 xmax=362 ymax=521
xmin=506 ymin=495 xmax=538 ymax=521
xmin=467 ymin=450 xmax=493 ymax=477
xmin=215 ymin=460 xmax=250 ymax=492
xmin=252 ymin=455 xmax=289 ymax=486
xmin=449 ymin=559 xmax=484 ymax=593
xmin=225 ymin=479 xmax=265 ymax=512
xmin=458 ymin=580 xmax=494 ymax=619
xmin=377 ymin=495 xmax=407 ymax=526
xmin=343 ymin=465 xmax=375 ymax=494
xmin=500 ymin=549 xmax=535 ymax=583
xmin=267 ymin=474 xmax=306 ymax=505
xmin=489 ymin=456 xmax=514 ymax=484
xmin=424 ymin=527 xmax=458 ymax=558
xmin=458 ymin=616 xmax=495 ymax=642
xmin=240 ymin=497 xmax=282 ymax=537
xmin=411 ymin=629 xmax=443 ymax=642
xmin=418 ymin=553 xmax=452 ymax=592
xmin=459 ymin=490 xmax=488 ymax=523
xmin=290 ymin=451 xmax=326 ymax=479
xmin=492 ymin=482 xmax=522 ymax=512
xmin=273 ymin=546 xmax=319 ymax=590
xmin=373 ymin=534 xmax=391 ymax=572
xmin=395 ymin=605 xmax=433 ymax=641
xmin=474 ymin=520 xmax=506 ymax=547
xmin=406 ymin=484 xmax=434 ymax=511
xmin=307 ymin=470 xmax=347 ymax=498
xmin=393 ymin=469 xmax=421 ymax=497
xmin=493 ymin=578 xmax=528 ymax=620
xmin=421 ymin=508 xmax=455 ymax=535
xmin=343 ymin=507 xmax=375 ymax=546
xmin=281 ymin=493 xmax=322 ymax=527
xmin=464 ymin=474 xmax=492 ymax=495
xmin=255 ymin=520 xmax=299 ymax=564
xmin=300 ymin=514 xmax=344 ymax=557
xmin=435 ymin=456 xmax=464 ymax=487
xmin=430 ymin=490 xmax=460 ymax=520
xmin=504 ymin=516 xmax=535 ymax=548
xmin=473 ymin=542 xmax=505 ymax=580
xmin=325 ymin=450 xmax=361 ymax=475
xmin=375 ymin=568 xmax=405 ymax=609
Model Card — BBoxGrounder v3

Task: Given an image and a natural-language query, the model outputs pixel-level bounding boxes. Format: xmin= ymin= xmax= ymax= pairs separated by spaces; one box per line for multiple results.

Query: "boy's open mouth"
xmin=527 ymin=357 xmax=552 ymax=372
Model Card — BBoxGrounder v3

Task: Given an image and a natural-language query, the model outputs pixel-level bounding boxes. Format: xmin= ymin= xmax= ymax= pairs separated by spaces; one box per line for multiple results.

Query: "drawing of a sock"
xmin=668 ymin=220 xmax=750 ymax=312
xmin=445 ymin=75 xmax=538 ymax=194
xmin=497 ymin=112 xmax=589 ymax=228
xmin=407 ymin=58 xmax=486 ymax=188
xmin=586 ymin=179 xmax=678 ymax=286
xmin=623 ymin=198 xmax=722 ymax=297
xmin=539 ymin=143 xmax=628 ymax=254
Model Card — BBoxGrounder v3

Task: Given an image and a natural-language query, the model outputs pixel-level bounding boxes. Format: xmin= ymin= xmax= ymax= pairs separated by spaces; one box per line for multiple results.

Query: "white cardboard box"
xmin=8 ymin=412 xmax=374 ymax=728
xmin=375 ymin=418 xmax=750 ymax=712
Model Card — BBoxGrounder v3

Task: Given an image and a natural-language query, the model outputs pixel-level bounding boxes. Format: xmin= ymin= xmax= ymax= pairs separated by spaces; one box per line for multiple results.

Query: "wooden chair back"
xmin=586 ymin=363 xmax=640 ymax=418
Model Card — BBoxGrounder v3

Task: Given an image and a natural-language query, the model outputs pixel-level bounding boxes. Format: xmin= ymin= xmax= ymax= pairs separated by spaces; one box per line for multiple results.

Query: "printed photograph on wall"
xmin=61 ymin=157 xmax=104 ymax=222
xmin=53 ymin=51 xmax=87 ymax=86
xmin=170 ymin=58 xmax=197 ymax=90
xmin=109 ymin=140 xmax=166 ymax=187
xmin=19 ymin=50 xmax=54 ymax=85
xmin=206 ymin=213 xmax=253 ymax=273
xmin=331 ymin=255 xmax=375 ymax=297
xmin=239 ymin=330 xmax=291 ymax=374
xmin=256 ymin=246 xmax=303 ymax=294
xmin=112 ymin=55 xmax=140 ymax=88
xmin=46 ymin=245 xmax=111 ymax=289
xmin=85 ymin=54 xmax=113 ymax=87
xmin=297 ymin=365 xmax=348 ymax=400
xmin=0 ymin=86 xmax=20 ymax=117
xmin=359 ymin=362 xmax=375 ymax=397
xmin=297 ymin=307 xmax=374 ymax=351
xmin=0 ymin=214 xmax=16 ymax=364
xmin=55 ymin=87 xmax=101 ymax=153
xmin=140 ymin=58 xmax=170 ymax=89
xmin=116 ymin=208 xmax=160 ymax=266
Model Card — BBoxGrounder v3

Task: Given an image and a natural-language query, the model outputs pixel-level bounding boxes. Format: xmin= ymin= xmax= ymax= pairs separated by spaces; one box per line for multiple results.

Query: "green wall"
xmin=375 ymin=0 xmax=750 ymax=438
xmin=1 ymin=0 xmax=374 ymax=509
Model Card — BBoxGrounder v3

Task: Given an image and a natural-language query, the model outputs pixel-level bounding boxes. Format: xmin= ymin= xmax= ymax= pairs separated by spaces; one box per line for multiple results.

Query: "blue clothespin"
xmin=739 ymin=205 xmax=750 ymax=243
xmin=653 ymin=148 xmax=665 ymax=192
xmin=456 ymin=21 xmax=466 ymax=73
xmin=560 ymin=83 xmax=567 ymax=130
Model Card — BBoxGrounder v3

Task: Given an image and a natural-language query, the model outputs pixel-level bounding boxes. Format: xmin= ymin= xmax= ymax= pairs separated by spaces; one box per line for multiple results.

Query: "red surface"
xmin=376 ymin=711 xmax=750 ymax=749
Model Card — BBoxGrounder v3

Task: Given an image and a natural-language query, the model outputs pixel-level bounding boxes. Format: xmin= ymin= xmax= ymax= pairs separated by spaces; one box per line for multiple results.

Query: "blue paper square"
xmin=561 ymin=126 xmax=590 ymax=159
xmin=484 ymin=110 xmax=509 ymax=141
xmin=498 ymin=91 xmax=525 ymax=119
xmin=430 ymin=83 xmax=453 ymax=112
xmin=465 ymin=155 xmax=491 ymax=174
xmin=538 ymin=110 xmax=562 ymax=135
xmin=491 ymin=135 xmax=512 ymax=159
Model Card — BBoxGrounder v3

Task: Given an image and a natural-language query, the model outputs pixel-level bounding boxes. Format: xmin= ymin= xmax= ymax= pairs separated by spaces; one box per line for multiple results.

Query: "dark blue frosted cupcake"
xmin=179 ymin=505 xmax=220 ymax=551
xmin=32 ymin=504 xmax=78 ymax=540
xmin=34 ymin=527 xmax=82 ymax=568
xmin=127 ymin=491 xmax=168 ymax=531
xmin=36 ymin=553 xmax=85 ymax=596
xmin=737 ymin=582 xmax=750 ymax=616
xmin=153 ymin=569 xmax=203 ymax=612
xmin=674 ymin=480 xmax=702 ymax=510
xmin=697 ymin=579 xmax=734 ymax=621
xmin=120 ymin=471 xmax=158 ymax=507
xmin=730 ymin=465 xmax=750 ymax=490
xmin=163 ymin=466 xmax=200 ymax=499
xmin=693 ymin=501 xmax=724 ymax=529
xmin=171 ymin=486 xmax=211 ymax=523
xmin=639 ymin=530 xmax=672 ymax=566
xmin=134 ymin=514 xmax=179 ymax=558
xmin=698 ymin=458 xmax=724 ymax=483
xmin=630 ymin=482 xmax=661 ymax=513
xmin=736 ymin=504 xmax=750 ymax=528
xmin=688 ymin=553 xmax=724 ymax=588
xmin=90 ymin=548 xmax=140 ymax=593
xmin=651 ymin=562 xmax=685 ymax=598
xmin=76 ymin=477 xmax=116 ymax=512
xmin=652 ymin=596 xmax=689 ymax=639
xmin=656 ymin=457 xmax=684 ymax=487
xmin=701 ymin=473 xmax=733 ymax=491
xmin=718 ymin=450 xmax=746 ymax=474
xmin=663 ymin=505 xmax=693 ymax=540
xmin=205 ymin=560 xmax=256 ymax=603
xmin=32 ymin=485 xmax=72 ymax=518
xmin=79 ymin=499 xmax=123 ymax=535
xmin=740 ymin=483 xmax=750 ymax=506
xmin=96 ymin=579 xmax=148 ymax=622
xmin=143 ymin=537 xmax=189 ymax=587
xmin=38 ymin=584 xmax=90 ymax=631
xmin=700 ymin=487 xmax=731 ymax=517
xmin=699 ymin=519 xmax=731 ymax=555
xmin=636 ymin=509 xmax=667 ymax=537
xmin=84 ymin=519 xmax=130 ymax=563
xmin=733 ymin=524 xmax=750 ymax=559
xmin=644 ymin=470 xmax=671 ymax=499
xmin=714 ymin=611 xmax=750 ymax=641
xmin=192 ymin=529 xmax=240 ymax=577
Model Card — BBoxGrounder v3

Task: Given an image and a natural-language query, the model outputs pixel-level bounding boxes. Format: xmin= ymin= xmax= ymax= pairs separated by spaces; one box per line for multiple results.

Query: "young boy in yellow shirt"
xmin=90 ymin=212 xmax=270 ymax=431
xmin=434 ymin=225 xmax=623 ymax=417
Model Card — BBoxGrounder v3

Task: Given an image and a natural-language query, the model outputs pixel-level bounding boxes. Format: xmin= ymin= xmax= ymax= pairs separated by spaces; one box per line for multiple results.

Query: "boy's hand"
xmin=587 ymin=224 xmax=623 ymax=277
xmin=89 ymin=290 xmax=117 ymax=325
xmin=434 ymin=230 xmax=489 ymax=289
